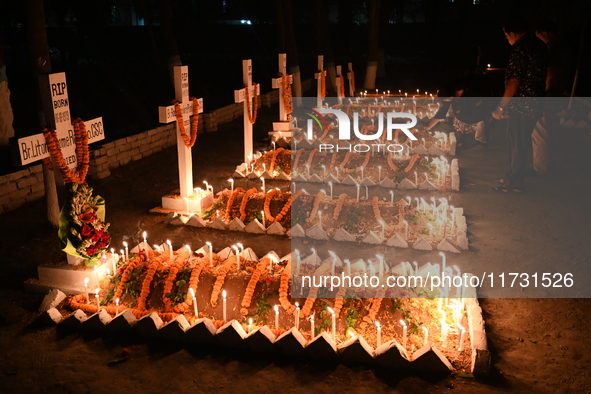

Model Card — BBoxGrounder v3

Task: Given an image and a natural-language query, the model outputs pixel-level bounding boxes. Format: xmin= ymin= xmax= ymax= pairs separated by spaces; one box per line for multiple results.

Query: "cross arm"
xmin=158 ymin=98 xmax=204 ymax=124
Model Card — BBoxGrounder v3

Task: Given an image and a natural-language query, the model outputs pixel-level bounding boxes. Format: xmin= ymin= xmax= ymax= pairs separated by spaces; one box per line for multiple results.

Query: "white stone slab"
xmin=242 ymin=247 xmax=259 ymax=262
xmin=412 ymin=144 xmax=428 ymax=155
xmin=362 ymin=231 xmax=382 ymax=245
xmin=266 ymin=221 xmax=285 ymax=235
xmin=397 ymin=178 xmax=417 ymax=190
xmin=360 ymin=177 xmax=376 ymax=186
xmin=216 ymin=320 xmax=247 ymax=349
xmin=186 ymin=215 xmax=207 ymax=227
xmin=338 ymin=335 xmax=375 ymax=364
xmin=379 ymin=177 xmax=396 ymax=188
xmin=160 ymin=315 xmax=190 ymax=341
xmin=419 ymin=180 xmax=438 ymax=191
xmin=37 ymin=307 xmax=63 ymax=325
xmin=208 ymin=218 xmax=228 ymax=230
xmin=291 ymin=223 xmax=306 ymax=237
xmin=108 ymin=309 xmax=137 ymax=333
xmin=277 ymin=172 xmax=291 ymax=181
xmin=411 ymin=343 xmax=453 ymax=373
xmin=306 ymin=331 xmax=338 ymax=360
xmin=305 ymin=223 xmax=329 ymax=240
xmin=386 ymin=233 xmax=408 ymax=248
xmin=217 ymin=247 xmax=233 ymax=260
xmin=39 ymin=289 xmax=67 ymax=312
xmin=275 ymin=327 xmax=308 ymax=357
xmin=82 ymin=309 xmax=112 ymax=331
xmin=186 ymin=317 xmax=218 ymax=345
xmin=227 ymin=218 xmax=246 ymax=232
xmin=308 ymin=174 xmax=323 ymax=183
xmin=333 ymin=227 xmax=356 ymax=242
xmin=245 ymin=218 xmax=266 ymax=234
xmin=135 ymin=312 xmax=163 ymax=338
xmin=427 ymin=145 xmax=445 ymax=156
xmin=437 ymin=238 xmax=460 ymax=253
xmin=60 ymin=309 xmax=88 ymax=328
xmin=341 ymin=174 xmax=358 ymax=186
xmin=292 ymin=174 xmax=308 ymax=183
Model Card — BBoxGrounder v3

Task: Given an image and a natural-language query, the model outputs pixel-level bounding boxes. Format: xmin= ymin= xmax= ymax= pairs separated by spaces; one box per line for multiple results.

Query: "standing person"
xmin=530 ymin=19 xmax=572 ymax=176
xmin=492 ymin=16 xmax=548 ymax=192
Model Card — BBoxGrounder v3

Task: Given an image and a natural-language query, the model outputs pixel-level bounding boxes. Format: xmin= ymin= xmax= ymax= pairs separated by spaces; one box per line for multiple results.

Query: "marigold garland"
xmin=137 ymin=254 xmax=165 ymax=311
xmin=225 ymin=187 xmax=245 ymax=221
xmin=42 ymin=118 xmax=89 ymax=184
xmin=244 ymin=83 xmax=259 ymax=124
xmin=339 ymin=151 xmax=352 ymax=172
xmin=329 ymin=152 xmax=338 ymax=171
xmin=372 ymin=196 xmax=383 ymax=222
xmin=210 ymin=255 xmax=238 ymax=307
xmin=306 ymin=148 xmax=318 ymax=168
xmin=319 ymin=70 xmax=326 ymax=98
xmin=240 ymin=257 xmax=270 ymax=315
xmin=306 ymin=190 xmax=325 ymax=223
xmin=239 ymin=188 xmax=258 ymax=222
xmin=274 ymin=191 xmax=298 ymax=223
xmin=269 ymin=147 xmax=285 ymax=174
xmin=339 ymin=75 xmax=345 ymax=98
xmin=278 ymin=261 xmax=295 ymax=314
xmin=161 ymin=250 xmax=191 ymax=312
xmin=405 ymin=154 xmax=420 ymax=173
xmin=301 ymin=262 xmax=332 ymax=317
xmin=113 ymin=253 xmax=149 ymax=301
xmin=387 ymin=152 xmax=398 ymax=171
xmin=172 ymin=255 xmax=211 ymax=313
xmin=398 ymin=199 xmax=407 ymax=225
xmin=263 ymin=188 xmax=282 ymax=222
xmin=333 ymin=193 xmax=348 ymax=220
xmin=171 ymin=96 xmax=200 ymax=148
xmin=293 ymin=149 xmax=305 ymax=169
xmin=333 ymin=286 xmax=348 ymax=318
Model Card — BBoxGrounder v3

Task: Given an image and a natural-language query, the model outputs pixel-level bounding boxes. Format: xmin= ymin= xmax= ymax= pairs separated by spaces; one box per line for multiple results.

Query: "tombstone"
xmin=19 ymin=72 xmax=113 ymax=294
xmin=234 ymin=59 xmax=260 ymax=165
xmin=271 ymin=53 xmax=293 ymax=132
xmin=314 ymin=55 xmax=325 ymax=108
xmin=347 ymin=63 xmax=355 ymax=97
xmin=158 ymin=66 xmax=208 ymax=213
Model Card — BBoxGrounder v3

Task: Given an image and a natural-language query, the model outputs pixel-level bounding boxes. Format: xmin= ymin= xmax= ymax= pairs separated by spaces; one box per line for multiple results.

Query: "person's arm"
xmin=425 ymin=99 xmax=452 ymax=130
xmin=546 ymin=66 xmax=558 ymax=93
xmin=492 ymin=78 xmax=520 ymax=119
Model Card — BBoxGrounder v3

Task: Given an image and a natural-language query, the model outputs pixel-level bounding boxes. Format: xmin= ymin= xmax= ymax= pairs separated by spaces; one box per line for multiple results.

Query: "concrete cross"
xmin=335 ymin=65 xmax=344 ymax=104
xmin=271 ymin=53 xmax=293 ymax=130
xmin=234 ymin=59 xmax=260 ymax=164
xmin=158 ymin=65 xmax=204 ymax=199
xmin=314 ymin=55 xmax=325 ymax=108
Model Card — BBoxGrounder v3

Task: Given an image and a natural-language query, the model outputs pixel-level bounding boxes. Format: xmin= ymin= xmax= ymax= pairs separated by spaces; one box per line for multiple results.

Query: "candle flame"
xmin=222 ymin=290 xmax=226 ymax=299
xmin=95 ymin=288 xmax=99 ymax=296
xmin=84 ymin=277 xmax=89 ymax=286
xmin=327 ymin=307 xmax=335 ymax=315
xmin=115 ymin=298 xmax=119 ymax=305
xmin=295 ymin=302 xmax=299 ymax=308
xmin=274 ymin=305 xmax=279 ymax=313
xmin=375 ymin=321 xmax=381 ymax=329
xmin=123 ymin=241 xmax=128 ymax=247
xmin=400 ymin=319 xmax=406 ymax=327
xmin=189 ymin=288 xmax=195 ymax=298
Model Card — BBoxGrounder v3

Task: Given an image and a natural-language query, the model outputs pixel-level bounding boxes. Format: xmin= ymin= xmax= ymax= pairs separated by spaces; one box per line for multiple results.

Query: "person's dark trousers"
xmin=504 ymin=113 xmax=538 ymax=189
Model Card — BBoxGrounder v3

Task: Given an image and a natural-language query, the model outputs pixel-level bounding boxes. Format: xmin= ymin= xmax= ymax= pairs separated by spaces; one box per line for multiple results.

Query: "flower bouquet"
xmin=58 ymin=183 xmax=111 ymax=267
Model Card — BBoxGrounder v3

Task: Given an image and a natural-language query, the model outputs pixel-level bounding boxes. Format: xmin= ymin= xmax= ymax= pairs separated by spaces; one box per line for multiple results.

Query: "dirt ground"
xmin=1 ymin=104 xmax=591 ymax=393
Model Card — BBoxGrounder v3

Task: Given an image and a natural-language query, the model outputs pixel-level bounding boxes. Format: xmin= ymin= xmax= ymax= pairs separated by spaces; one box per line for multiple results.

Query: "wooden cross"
xmin=347 ymin=62 xmax=355 ymax=97
xmin=158 ymin=65 xmax=204 ymax=198
xmin=17 ymin=72 xmax=104 ymax=171
xmin=314 ymin=55 xmax=324 ymax=108
xmin=335 ymin=65 xmax=344 ymax=104
xmin=271 ymin=53 xmax=293 ymax=125
xmin=234 ymin=59 xmax=260 ymax=164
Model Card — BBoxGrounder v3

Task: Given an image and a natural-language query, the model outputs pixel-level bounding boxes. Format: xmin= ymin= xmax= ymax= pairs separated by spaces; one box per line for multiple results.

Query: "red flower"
xmin=265 ymin=277 xmax=272 ymax=284
xmin=97 ymin=241 xmax=107 ymax=249
xmin=86 ymin=245 xmax=98 ymax=257
xmin=81 ymin=225 xmax=92 ymax=237
xmin=79 ymin=213 xmax=98 ymax=223
xmin=101 ymin=233 xmax=111 ymax=242
xmin=197 ymin=253 xmax=204 ymax=258
xmin=90 ymin=233 xmax=101 ymax=242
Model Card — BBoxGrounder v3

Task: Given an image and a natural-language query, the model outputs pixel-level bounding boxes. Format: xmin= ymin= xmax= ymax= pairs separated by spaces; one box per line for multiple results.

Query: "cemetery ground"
xmin=1 ymin=104 xmax=591 ymax=393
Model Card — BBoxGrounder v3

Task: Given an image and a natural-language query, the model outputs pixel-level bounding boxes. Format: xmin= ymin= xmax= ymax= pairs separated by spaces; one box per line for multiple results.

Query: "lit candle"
xmin=356 ymin=184 xmax=360 ymax=203
xmin=423 ymin=327 xmax=429 ymax=344
xmin=318 ymin=211 xmax=322 ymax=225
xmin=295 ymin=302 xmax=300 ymax=330
xmin=403 ymin=220 xmax=409 ymax=240
xmin=311 ymin=314 xmax=315 ymax=339
xmin=167 ymin=240 xmax=173 ymax=260
xmin=376 ymin=321 xmax=382 ymax=347
xmin=328 ymin=182 xmax=333 ymax=199
xmin=261 ymin=210 xmax=266 ymax=228
xmin=110 ymin=248 xmax=117 ymax=273
xmin=440 ymin=318 xmax=448 ymax=347
xmin=143 ymin=231 xmax=147 ymax=251
xmin=189 ymin=288 xmax=198 ymax=318
xmin=115 ymin=298 xmax=119 ymax=315
xmin=345 ymin=259 xmax=351 ymax=276
xmin=379 ymin=220 xmax=385 ymax=240
xmin=322 ymin=164 xmax=326 ymax=178
xmin=274 ymin=305 xmax=280 ymax=329
xmin=305 ymin=164 xmax=310 ymax=177
xmin=414 ymin=171 xmax=418 ymax=185
xmin=228 ymin=178 xmax=234 ymax=193
xmin=360 ymin=166 xmax=364 ymax=180
xmin=248 ymin=318 xmax=253 ymax=333
xmin=328 ymin=307 xmax=336 ymax=341
xmin=390 ymin=190 xmax=394 ymax=206
xmin=83 ymin=277 xmax=89 ymax=304
xmin=206 ymin=242 xmax=213 ymax=267
xmin=203 ymin=180 xmax=209 ymax=193
xmin=260 ymin=177 xmax=265 ymax=194
xmin=123 ymin=241 xmax=129 ymax=261
xmin=400 ymin=319 xmax=407 ymax=350
xmin=377 ymin=166 xmax=382 ymax=182
xmin=295 ymin=249 xmax=301 ymax=275
xmin=233 ymin=245 xmax=241 ymax=271
xmin=95 ymin=288 xmax=100 ymax=310
xmin=222 ymin=290 xmax=227 ymax=321
xmin=377 ymin=254 xmax=384 ymax=279
xmin=458 ymin=324 xmax=466 ymax=351
xmin=106 ymin=268 xmax=111 ymax=277
xmin=272 ymin=141 xmax=276 ymax=151
xmin=335 ymin=166 xmax=339 ymax=179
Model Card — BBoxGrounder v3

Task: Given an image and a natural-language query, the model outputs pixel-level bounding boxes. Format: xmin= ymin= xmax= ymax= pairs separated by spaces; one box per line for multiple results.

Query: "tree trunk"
xmin=24 ymin=0 xmax=59 ymax=227
xmin=160 ymin=0 xmax=181 ymax=86
xmin=282 ymin=0 xmax=302 ymax=105
xmin=364 ymin=0 xmax=380 ymax=90
xmin=314 ymin=0 xmax=336 ymax=93
xmin=0 ymin=35 xmax=15 ymax=147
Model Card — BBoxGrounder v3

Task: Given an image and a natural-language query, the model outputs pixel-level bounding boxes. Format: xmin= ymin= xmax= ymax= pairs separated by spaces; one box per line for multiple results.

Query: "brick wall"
xmin=0 ymin=80 xmax=313 ymax=213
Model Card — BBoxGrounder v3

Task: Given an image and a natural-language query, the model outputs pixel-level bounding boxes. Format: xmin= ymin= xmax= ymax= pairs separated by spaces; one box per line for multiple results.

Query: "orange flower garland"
xmin=239 ymin=188 xmax=258 ymax=222
xmin=210 ymin=255 xmax=238 ymax=306
xmin=333 ymin=286 xmax=348 ymax=318
xmin=301 ymin=262 xmax=332 ymax=317
xmin=339 ymin=75 xmax=345 ymax=98
xmin=225 ymin=187 xmax=245 ymax=221
xmin=387 ymin=152 xmax=398 ymax=171
xmin=306 ymin=148 xmax=318 ymax=168
xmin=172 ymin=255 xmax=210 ymax=313
xmin=333 ymin=193 xmax=348 ymax=220
xmin=320 ymin=70 xmax=326 ymax=98
xmin=136 ymin=254 xmax=166 ymax=311
xmin=306 ymin=190 xmax=325 ymax=223
xmin=274 ymin=191 xmax=298 ymax=223
xmin=244 ymin=83 xmax=259 ymax=124
xmin=161 ymin=250 xmax=191 ymax=312
xmin=404 ymin=154 xmax=420 ymax=173
xmin=171 ymin=97 xmax=200 ymax=148
xmin=339 ymin=151 xmax=352 ymax=171
xmin=263 ymin=188 xmax=282 ymax=222
xmin=372 ymin=196 xmax=383 ymax=222
xmin=398 ymin=199 xmax=407 ymax=224
xmin=113 ymin=253 xmax=148 ymax=301
xmin=293 ymin=149 xmax=304 ymax=169
xmin=329 ymin=151 xmax=338 ymax=171
xmin=240 ymin=257 xmax=270 ymax=315
xmin=278 ymin=261 xmax=295 ymax=314
xmin=269 ymin=147 xmax=285 ymax=174
xmin=42 ymin=118 xmax=90 ymax=184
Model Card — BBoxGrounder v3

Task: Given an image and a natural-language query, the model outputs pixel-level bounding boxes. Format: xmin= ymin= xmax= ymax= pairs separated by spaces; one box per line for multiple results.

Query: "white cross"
xmin=158 ymin=65 xmax=204 ymax=198
xmin=17 ymin=72 xmax=104 ymax=169
xmin=271 ymin=53 xmax=293 ymax=123
xmin=314 ymin=55 xmax=324 ymax=108
xmin=347 ymin=62 xmax=355 ymax=97
xmin=335 ymin=65 xmax=344 ymax=104
xmin=234 ymin=59 xmax=260 ymax=164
